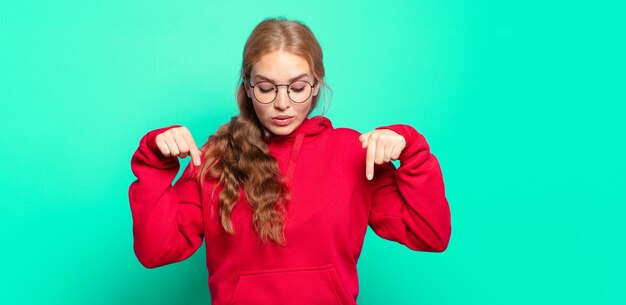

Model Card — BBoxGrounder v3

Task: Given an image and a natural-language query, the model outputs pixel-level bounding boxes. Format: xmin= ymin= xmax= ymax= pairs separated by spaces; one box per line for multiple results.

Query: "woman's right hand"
xmin=155 ymin=126 xmax=202 ymax=166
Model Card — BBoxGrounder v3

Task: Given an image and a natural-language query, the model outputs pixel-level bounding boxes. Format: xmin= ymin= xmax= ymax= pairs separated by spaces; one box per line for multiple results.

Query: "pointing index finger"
xmin=182 ymin=130 xmax=201 ymax=166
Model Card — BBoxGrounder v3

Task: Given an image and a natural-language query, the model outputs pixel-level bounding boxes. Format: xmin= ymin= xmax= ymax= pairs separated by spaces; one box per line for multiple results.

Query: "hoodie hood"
xmin=265 ymin=115 xmax=332 ymax=185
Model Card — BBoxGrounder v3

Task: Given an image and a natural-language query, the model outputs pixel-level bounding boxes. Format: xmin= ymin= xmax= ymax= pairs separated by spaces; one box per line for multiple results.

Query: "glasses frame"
xmin=246 ymin=78 xmax=317 ymax=104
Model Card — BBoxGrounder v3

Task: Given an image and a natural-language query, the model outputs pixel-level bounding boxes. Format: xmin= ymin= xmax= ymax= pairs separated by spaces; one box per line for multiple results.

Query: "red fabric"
xmin=128 ymin=116 xmax=451 ymax=305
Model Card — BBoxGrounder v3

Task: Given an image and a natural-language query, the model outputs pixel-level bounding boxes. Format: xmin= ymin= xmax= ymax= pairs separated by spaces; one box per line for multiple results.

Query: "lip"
xmin=273 ymin=115 xmax=294 ymax=119
xmin=271 ymin=116 xmax=294 ymax=126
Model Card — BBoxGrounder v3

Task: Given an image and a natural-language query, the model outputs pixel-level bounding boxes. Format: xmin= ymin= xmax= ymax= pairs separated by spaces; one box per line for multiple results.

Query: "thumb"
xmin=359 ymin=132 xmax=370 ymax=149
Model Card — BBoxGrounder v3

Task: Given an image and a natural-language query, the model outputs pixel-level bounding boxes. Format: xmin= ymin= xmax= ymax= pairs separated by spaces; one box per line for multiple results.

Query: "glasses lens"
xmin=288 ymin=81 xmax=312 ymax=103
xmin=253 ymin=81 xmax=277 ymax=104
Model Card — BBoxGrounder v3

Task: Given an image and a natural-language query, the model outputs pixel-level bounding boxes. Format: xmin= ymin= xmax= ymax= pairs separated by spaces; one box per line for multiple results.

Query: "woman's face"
xmin=245 ymin=50 xmax=319 ymax=136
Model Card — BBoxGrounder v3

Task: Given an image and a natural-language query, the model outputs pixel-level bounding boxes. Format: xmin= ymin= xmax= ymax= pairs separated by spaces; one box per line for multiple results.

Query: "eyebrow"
xmin=254 ymin=73 xmax=310 ymax=83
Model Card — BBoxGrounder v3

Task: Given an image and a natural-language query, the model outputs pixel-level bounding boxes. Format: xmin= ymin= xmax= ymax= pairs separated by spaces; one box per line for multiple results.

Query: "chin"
xmin=269 ymin=126 xmax=294 ymax=136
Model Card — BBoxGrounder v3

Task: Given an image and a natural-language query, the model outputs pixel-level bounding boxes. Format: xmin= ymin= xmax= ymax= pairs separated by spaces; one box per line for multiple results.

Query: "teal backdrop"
xmin=1 ymin=0 xmax=624 ymax=304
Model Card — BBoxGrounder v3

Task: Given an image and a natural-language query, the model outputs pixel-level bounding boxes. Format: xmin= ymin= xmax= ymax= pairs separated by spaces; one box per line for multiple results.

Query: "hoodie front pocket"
xmin=226 ymin=264 xmax=354 ymax=305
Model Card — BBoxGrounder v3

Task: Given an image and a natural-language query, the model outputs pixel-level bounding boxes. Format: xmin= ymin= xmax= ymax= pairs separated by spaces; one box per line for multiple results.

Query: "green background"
xmin=1 ymin=0 xmax=624 ymax=304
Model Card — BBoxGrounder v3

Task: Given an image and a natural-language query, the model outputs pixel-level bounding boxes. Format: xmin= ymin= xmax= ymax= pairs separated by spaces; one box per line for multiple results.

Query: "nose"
xmin=273 ymin=86 xmax=291 ymax=110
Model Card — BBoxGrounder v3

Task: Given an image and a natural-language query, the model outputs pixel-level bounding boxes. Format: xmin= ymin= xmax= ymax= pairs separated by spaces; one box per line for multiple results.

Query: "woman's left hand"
xmin=359 ymin=129 xmax=406 ymax=180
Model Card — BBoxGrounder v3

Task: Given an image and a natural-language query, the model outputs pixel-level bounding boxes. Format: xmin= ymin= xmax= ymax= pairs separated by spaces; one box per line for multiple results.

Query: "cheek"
xmin=252 ymin=103 xmax=271 ymax=119
xmin=298 ymin=101 xmax=313 ymax=115
xmin=295 ymin=103 xmax=311 ymax=119
xmin=251 ymin=103 xmax=263 ymax=118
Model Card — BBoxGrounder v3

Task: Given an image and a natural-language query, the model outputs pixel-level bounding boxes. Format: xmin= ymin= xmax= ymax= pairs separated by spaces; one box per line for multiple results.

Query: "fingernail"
xmin=367 ymin=172 xmax=372 ymax=180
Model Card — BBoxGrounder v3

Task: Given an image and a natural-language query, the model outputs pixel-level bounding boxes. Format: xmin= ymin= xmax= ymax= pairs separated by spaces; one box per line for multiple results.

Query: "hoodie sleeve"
xmin=366 ymin=124 xmax=451 ymax=252
xmin=128 ymin=125 xmax=204 ymax=268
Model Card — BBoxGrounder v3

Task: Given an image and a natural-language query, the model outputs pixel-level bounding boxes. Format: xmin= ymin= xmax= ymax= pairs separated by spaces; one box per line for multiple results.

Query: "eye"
xmin=257 ymin=82 xmax=275 ymax=93
xmin=290 ymin=81 xmax=308 ymax=92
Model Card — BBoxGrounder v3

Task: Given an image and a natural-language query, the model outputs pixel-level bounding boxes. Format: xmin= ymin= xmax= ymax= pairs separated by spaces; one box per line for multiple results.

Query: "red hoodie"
xmin=128 ymin=115 xmax=451 ymax=305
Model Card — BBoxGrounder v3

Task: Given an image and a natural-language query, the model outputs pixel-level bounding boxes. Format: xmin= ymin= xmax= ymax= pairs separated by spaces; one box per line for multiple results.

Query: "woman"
xmin=129 ymin=17 xmax=451 ymax=305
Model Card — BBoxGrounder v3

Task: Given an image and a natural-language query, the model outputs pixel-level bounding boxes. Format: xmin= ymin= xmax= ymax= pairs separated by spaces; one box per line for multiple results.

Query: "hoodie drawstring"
xmin=285 ymin=132 xmax=305 ymax=187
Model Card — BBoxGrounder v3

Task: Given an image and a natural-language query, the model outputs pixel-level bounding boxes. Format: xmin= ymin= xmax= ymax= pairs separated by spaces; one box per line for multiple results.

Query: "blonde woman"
xmin=129 ymin=16 xmax=451 ymax=305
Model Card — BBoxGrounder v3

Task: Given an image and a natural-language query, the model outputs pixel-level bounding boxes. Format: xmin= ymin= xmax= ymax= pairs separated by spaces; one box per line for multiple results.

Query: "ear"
xmin=312 ymin=79 xmax=320 ymax=97
xmin=243 ymin=76 xmax=252 ymax=99
xmin=241 ymin=75 xmax=250 ymax=98
xmin=243 ymin=84 xmax=252 ymax=99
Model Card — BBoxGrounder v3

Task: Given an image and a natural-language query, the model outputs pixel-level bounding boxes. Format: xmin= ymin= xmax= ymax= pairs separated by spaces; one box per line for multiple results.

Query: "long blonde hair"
xmin=195 ymin=17 xmax=331 ymax=246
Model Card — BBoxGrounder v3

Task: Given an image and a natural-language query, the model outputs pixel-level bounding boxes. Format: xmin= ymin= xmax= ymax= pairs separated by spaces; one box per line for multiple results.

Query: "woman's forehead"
xmin=251 ymin=51 xmax=311 ymax=82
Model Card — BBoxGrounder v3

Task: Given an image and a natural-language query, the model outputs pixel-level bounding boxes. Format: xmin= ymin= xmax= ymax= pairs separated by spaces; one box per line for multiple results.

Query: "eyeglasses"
xmin=247 ymin=79 xmax=316 ymax=104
